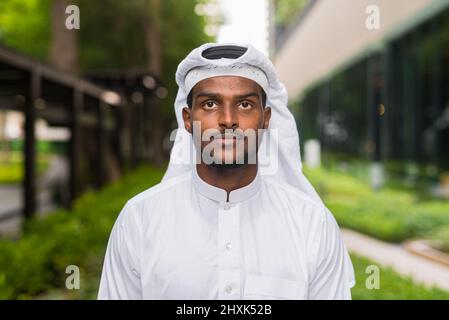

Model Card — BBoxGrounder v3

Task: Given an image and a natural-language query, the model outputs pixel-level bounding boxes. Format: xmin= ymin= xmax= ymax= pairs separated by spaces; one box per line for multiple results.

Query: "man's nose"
xmin=218 ymin=104 xmax=238 ymax=130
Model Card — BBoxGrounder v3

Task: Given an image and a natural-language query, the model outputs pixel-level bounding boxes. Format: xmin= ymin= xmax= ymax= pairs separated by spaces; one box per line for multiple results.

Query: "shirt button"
xmin=224 ymin=203 xmax=231 ymax=210
xmin=225 ymin=284 xmax=233 ymax=294
xmin=225 ymin=242 xmax=232 ymax=250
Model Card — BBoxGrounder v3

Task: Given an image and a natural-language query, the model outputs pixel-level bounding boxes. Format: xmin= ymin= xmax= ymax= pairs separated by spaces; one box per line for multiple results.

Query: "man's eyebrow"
xmin=193 ymin=91 xmax=261 ymax=102
xmin=194 ymin=92 xmax=221 ymax=100
xmin=234 ymin=92 xmax=261 ymax=100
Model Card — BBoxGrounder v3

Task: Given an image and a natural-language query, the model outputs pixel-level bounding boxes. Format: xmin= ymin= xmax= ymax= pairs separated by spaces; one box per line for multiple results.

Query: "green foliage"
xmin=0 ymin=151 xmax=50 ymax=184
xmin=77 ymin=0 xmax=148 ymax=70
xmin=304 ymin=166 xmax=449 ymax=242
xmin=0 ymin=165 xmax=165 ymax=299
xmin=76 ymin=0 xmax=212 ymax=121
xmin=0 ymin=0 xmax=52 ymax=59
xmin=159 ymin=0 xmax=213 ymax=119
xmin=351 ymin=254 xmax=449 ymax=299
xmin=275 ymin=0 xmax=310 ymax=29
xmin=426 ymin=225 xmax=449 ymax=254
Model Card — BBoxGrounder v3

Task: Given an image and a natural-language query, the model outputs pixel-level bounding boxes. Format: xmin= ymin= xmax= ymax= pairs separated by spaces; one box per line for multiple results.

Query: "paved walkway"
xmin=0 ymin=156 xmax=67 ymax=237
xmin=0 ymin=186 xmax=58 ymax=237
xmin=342 ymin=228 xmax=449 ymax=291
xmin=0 ymin=184 xmax=21 ymax=219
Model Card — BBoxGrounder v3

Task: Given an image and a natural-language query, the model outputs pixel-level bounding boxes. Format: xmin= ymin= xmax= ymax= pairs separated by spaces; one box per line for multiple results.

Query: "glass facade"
xmin=296 ymin=7 xmax=449 ymax=177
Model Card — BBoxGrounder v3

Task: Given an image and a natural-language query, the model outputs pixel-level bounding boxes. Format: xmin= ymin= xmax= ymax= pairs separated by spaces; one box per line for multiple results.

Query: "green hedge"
xmin=426 ymin=225 xmax=449 ymax=254
xmin=0 ymin=165 xmax=165 ymax=299
xmin=304 ymin=167 xmax=449 ymax=242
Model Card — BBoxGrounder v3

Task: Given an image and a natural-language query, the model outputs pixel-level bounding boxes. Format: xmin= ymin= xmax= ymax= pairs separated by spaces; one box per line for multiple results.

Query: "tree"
xmin=141 ymin=0 xmax=165 ymax=165
xmin=0 ymin=0 xmax=51 ymax=60
xmin=49 ymin=0 xmax=79 ymax=72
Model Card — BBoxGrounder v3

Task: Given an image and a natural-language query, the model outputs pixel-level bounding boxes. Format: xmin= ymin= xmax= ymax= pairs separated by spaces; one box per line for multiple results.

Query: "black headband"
xmin=201 ymin=45 xmax=248 ymax=60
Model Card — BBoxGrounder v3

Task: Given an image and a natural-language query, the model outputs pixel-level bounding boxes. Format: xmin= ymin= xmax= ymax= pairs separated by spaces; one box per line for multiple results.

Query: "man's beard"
xmin=208 ymin=150 xmax=255 ymax=169
xmin=210 ymin=162 xmax=245 ymax=170
xmin=198 ymin=131 xmax=261 ymax=168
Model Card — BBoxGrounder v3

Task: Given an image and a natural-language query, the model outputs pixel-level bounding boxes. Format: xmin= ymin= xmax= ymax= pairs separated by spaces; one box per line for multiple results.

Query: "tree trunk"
xmin=142 ymin=0 xmax=165 ymax=166
xmin=49 ymin=0 xmax=79 ymax=72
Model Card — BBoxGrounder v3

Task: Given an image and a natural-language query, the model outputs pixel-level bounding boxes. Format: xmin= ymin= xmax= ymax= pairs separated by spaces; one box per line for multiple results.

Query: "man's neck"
xmin=196 ymin=162 xmax=258 ymax=197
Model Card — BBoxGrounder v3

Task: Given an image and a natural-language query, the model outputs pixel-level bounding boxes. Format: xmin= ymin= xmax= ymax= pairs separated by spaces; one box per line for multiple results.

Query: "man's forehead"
xmin=192 ymin=76 xmax=262 ymax=95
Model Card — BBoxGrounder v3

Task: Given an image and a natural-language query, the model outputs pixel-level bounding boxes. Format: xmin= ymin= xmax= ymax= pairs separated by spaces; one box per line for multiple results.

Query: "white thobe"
xmin=98 ymin=167 xmax=355 ymax=300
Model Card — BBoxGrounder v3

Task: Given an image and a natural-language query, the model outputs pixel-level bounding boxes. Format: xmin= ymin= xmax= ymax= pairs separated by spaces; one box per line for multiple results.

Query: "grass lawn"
xmin=350 ymin=254 xmax=449 ymax=299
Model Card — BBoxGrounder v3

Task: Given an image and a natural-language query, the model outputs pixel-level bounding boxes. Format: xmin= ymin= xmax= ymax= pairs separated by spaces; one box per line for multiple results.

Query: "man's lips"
xmin=213 ymin=135 xmax=243 ymax=144
xmin=213 ymin=134 xmax=244 ymax=140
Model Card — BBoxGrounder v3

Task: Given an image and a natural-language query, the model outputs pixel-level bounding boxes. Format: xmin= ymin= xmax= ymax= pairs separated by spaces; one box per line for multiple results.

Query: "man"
xmin=98 ymin=43 xmax=355 ymax=300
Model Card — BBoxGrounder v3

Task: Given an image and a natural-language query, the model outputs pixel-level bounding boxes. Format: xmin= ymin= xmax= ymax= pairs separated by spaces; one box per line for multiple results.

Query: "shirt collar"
xmin=192 ymin=166 xmax=262 ymax=203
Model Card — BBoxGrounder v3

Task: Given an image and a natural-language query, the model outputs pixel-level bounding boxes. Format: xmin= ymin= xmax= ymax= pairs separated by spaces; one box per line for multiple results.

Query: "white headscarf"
xmin=162 ymin=42 xmax=323 ymax=205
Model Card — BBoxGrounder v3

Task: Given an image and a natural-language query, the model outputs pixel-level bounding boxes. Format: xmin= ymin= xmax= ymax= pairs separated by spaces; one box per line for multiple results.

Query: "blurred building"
xmin=274 ymin=0 xmax=449 ymax=181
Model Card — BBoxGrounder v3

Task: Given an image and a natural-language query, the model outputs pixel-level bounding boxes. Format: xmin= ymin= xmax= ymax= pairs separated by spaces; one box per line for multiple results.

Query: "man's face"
xmin=182 ymin=76 xmax=271 ymax=167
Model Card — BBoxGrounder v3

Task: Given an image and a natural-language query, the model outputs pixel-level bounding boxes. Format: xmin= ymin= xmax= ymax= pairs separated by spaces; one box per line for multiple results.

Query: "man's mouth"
xmin=213 ymin=134 xmax=243 ymax=145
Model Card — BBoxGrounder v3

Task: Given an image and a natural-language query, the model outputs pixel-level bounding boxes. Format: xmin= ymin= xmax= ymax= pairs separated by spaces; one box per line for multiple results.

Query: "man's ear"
xmin=182 ymin=107 xmax=192 ymax=133
xmin=262 ymin=106 xmax=271 ymax=129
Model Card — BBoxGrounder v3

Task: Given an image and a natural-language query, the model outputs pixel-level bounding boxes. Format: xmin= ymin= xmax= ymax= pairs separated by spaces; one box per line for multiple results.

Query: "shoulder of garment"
xmin=127 ymin=171 xmax=192 ymax=207
xmin=114 ymin=171 xmax=193 ymax=228
xmin=261 ymin=176 xmax=328 ymax=220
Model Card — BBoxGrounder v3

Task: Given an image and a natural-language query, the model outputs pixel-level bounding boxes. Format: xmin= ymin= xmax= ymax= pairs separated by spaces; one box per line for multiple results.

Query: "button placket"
xmin=217 ymin=202 xmax=241 ymax=299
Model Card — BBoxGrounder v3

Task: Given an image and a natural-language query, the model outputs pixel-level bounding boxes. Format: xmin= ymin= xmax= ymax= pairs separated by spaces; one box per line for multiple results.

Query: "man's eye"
xmin=203 ymin=101 xmax=217 ymax=109
xmin=238 ymin=102 xmax=253 ymax=110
